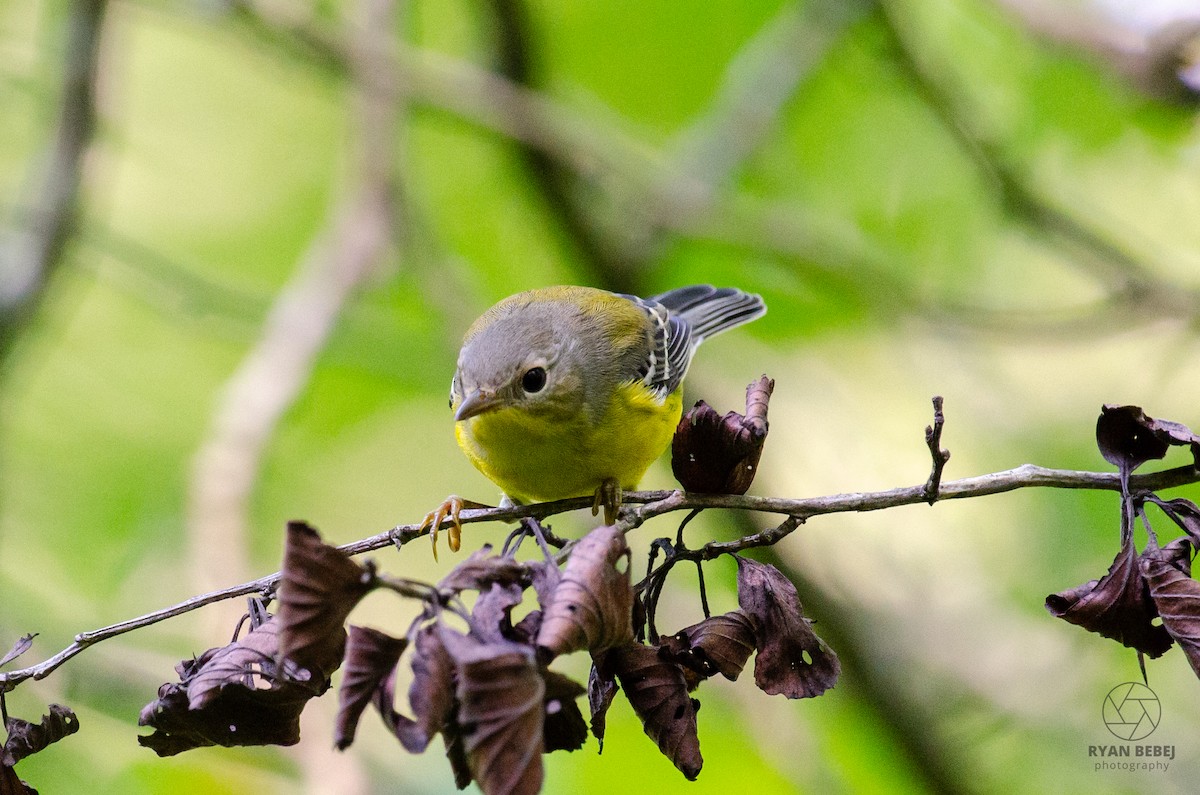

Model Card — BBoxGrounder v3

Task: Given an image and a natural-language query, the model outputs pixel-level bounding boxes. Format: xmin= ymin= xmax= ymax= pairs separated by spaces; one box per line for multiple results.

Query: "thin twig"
xmin=695 ymin=560 xmax=711 ymax=619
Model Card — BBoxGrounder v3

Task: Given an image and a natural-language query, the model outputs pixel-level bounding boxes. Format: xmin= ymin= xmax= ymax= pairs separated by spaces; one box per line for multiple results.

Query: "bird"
xmin=423 ymin=284 xmax=766 ymax=554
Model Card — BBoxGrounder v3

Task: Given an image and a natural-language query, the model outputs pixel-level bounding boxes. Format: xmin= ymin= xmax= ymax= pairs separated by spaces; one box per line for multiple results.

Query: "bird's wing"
xmin=618 ymin=293 xmax=693 ymax=398
xmin=622 ymin=285 xmax=766 ymax=397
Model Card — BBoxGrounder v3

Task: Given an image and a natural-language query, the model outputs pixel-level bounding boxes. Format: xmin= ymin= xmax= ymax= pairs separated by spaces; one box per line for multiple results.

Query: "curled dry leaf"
xmin=277 ymin=521 xmax=373 ymax=674
xmin=1142 ymin=538 xmax=1200 ymax=678
xmin=1096 ymin=405 xmax=1200 ymax=473
xmin=671 ymin=376 xmax=774 ymax=495
xmin=2 ymin=704 xmax=79 ymax=767
xmin=471 ymin=582 xmax=528 ymax=645
xmin=536 ymin=525 xmax=634 ymax=662
xmin=658 ymin=610 xmax=756 ymax=688
xmin=439 ymin=545 xmax=529 ymax=594
xmin=606 ymin=643 xmax=703 ymax=781
xmin=441 ymin=628 xmax=545 ymax=795
xmin=736 ymin=557 xmax=839 ymax=699
xmin=443 ymin=713 xmax=473 ymax=792
xmin=587 ymin=656 xmax=619 ymax=750
xmin=139 ymin=615 xmax=326 ymax=756
xmin=335 ymin=625 xmax=408 ymax=750
xmin=390 ymin=624 xmax=473 ymax=788
xmin=1045 ymin=531 xmax=1173 ymax=658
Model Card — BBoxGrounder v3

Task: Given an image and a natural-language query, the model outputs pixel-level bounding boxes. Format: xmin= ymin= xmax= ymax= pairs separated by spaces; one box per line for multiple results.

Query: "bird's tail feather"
xmin=651 ymin=285 xmax=766 ymax=342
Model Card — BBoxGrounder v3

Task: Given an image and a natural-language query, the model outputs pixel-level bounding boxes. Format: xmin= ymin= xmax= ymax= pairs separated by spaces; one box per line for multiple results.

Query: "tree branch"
xmin=2 ymin=458 xmax=1194 ymax=693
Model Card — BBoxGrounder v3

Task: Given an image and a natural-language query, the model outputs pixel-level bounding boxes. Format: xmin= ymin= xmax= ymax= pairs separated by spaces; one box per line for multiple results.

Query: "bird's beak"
xmin=454 ymin=388 xmax=500 ymax=422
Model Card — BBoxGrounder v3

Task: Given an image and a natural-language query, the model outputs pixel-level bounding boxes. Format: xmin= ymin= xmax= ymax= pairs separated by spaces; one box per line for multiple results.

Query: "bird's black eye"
xmin=521 ymin=367 xmax=547 ymax=394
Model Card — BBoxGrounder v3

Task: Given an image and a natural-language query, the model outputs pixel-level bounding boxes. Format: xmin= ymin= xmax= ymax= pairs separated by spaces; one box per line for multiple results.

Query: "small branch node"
xmin=922 ymin=395 xmax=951 ymax=504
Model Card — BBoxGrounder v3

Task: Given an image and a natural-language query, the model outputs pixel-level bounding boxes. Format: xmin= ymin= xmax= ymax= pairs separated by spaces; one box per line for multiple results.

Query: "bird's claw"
xmin=420 ymin=495 xmax=465 ymax=560
xmin=591 ymin=478 xmax=622 ymax=525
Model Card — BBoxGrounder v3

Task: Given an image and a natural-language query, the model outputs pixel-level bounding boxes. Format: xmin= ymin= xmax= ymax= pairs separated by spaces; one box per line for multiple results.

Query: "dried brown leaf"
xmin=371 ymin=622 xmax=468 ymax=783
xmin=0 ymin=764 xmax=36 ymax=795
xmin=1145 ymin=495 xmax=1200 ymax=548
xmin=439 ymin=545 xmax=529 ymax=593
xmin=659 ymin=610 xmax=756 ymax=686
xmin=188 ymin=616 xmax=316 ymax=710
xmin=1046 ymin=533 xmax=1173 ymax=657
xmin=608 ymin=643 xmax=703 ymax=781
xmin=509 ymin=610 xmax=542 ymax=645
xmin=541 ymin=670 xmax=587 ymax=753
xmin=277 ymin=521 xmax=373 ymax=675
xmin=335 ymin=625 xmax=408 ymax=750
xmin=736 ymin=557 xmax=839 ymax=698
xmin=138 ymin=615 xmax=326 ymax=756
xmin=1096 ymin=405 xmax=1200 ymax=473
xmin=1142 ymin=538 xmax=1200 ymax=678
xmin=536 ymin=525 xmax=633 ymax=662
xmin=443 ymin=714 xmax=473 ymax=791
xmin=441 ymin=628 xmax=544 ymax=795
xmin=2 ymin=705 xmax=78 ymax=767
xmin=471 ymin=582 xmax=528 ymax=645
xmin=670 ymin=376 xmax=773 ymax=495
xmin=1163 ymin=536 xmax=1195 ymax=570
xmin=386 ymin=622 xmax=456 ymax=754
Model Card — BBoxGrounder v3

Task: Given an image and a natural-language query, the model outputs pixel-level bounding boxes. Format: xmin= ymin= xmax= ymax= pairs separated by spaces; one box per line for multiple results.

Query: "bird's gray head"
xmin=450 ymin=300 xmax=585 ymax=422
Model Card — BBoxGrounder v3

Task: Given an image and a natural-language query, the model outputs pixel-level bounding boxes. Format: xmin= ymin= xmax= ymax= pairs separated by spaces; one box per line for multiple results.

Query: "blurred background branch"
xmin=0 ymin=0 xmax=106 ymax=365
xmin=229 ymin=0 xmax=1200 ymax=335
xmin=991 ymin=0 xmax=1200 ymax=104
xmin=879 ymin=0 xmax=1200 ymax=334
xmin=186 ymin=0 xmax=403 ymax=592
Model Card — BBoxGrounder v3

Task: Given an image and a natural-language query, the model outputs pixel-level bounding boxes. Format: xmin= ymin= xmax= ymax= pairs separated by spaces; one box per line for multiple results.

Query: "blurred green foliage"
xmin=2 ymin=0 xmax=1200 ymax=792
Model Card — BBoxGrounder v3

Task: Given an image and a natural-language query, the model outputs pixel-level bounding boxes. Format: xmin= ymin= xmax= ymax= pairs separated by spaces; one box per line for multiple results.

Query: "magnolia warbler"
xmin=426 ymin=284 xmax=765 ymax=552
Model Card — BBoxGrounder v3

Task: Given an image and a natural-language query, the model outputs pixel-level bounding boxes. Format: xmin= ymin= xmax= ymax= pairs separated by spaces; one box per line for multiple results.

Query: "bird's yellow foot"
xmin=420 ymin=495 xmax=466 ymax=560
xmin=591 ymin=478 xmax=622 ymax=525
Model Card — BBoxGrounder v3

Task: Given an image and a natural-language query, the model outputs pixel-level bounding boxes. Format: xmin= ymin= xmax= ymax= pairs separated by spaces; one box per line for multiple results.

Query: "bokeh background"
xmin=3 ymin=0 xmax=1200 ymax=792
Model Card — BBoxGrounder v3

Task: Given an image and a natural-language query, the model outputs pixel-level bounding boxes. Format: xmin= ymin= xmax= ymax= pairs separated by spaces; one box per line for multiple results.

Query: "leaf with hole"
xmin=736 ymin=557 xmax=839 ymax=698
xmin=138 ymin=615 xmax=327 ymax=756
xmin=659 ymin=610 xmax=757 ymax=688
xmin=671 ymin=377 xmax=774 ymax=495
xmin=605 ymin=642 xmax=703 ymax=780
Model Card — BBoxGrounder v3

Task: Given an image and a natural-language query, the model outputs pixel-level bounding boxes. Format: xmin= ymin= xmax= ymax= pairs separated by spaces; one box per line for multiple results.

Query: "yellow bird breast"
xmin=455 ymin=383 xmax=683 ymax=504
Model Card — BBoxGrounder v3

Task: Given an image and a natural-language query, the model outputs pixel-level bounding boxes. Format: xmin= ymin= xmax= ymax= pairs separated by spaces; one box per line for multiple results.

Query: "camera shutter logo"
xmin=1102 ymin=683 xmax=1161 ymax=741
